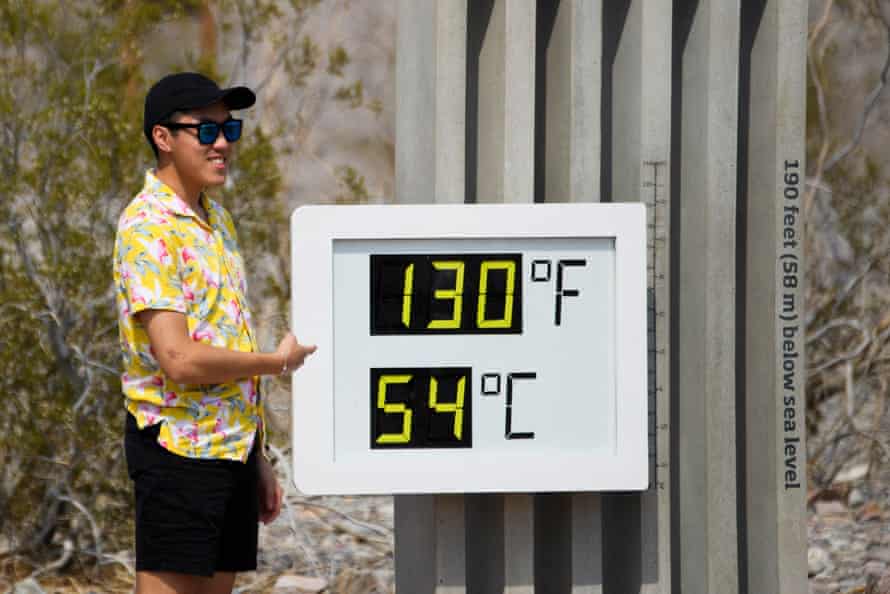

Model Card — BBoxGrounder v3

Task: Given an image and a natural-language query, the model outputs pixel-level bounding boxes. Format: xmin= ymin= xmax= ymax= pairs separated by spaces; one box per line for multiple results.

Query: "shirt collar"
xmin=143 ymin=169 xmax=216 ymax=227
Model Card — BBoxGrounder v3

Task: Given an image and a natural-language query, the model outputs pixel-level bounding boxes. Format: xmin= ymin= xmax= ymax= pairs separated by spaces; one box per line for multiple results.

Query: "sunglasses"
xmin=162 ymin=118 xmax=243 ymax=145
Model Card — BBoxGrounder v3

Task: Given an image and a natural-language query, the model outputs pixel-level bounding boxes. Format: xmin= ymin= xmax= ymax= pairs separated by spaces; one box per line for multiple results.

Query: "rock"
xmin=258 ymin=548 xmax=296 ymax=573
xmin=809 ymin=546 xmax=832 ymax=577
xmin=11 ymin=579 xmax=46 ymax=594
xmin=849 ymin=487 xmax=866 ymax=507
xmin=874 ymin=573 xmax=890 ymax=594
xmin=272 ymin=574 xmax=328 ymax=593
xmin=834 ymin=463 xmax=870 ymax=483
xmin=815 ymin=500 xmax=848 ymax=516
xmin=868 ymin=548 xmax=890 ymax=564
xmin=859 ymin=501 xmax=885 ymax=522
xmin=809 ymin=580 xmax=841 ymax=594
xmin=865 ymin=560 xmax=887 ymax=577
xmin=330 ymin=569 xmax=378 ymax=593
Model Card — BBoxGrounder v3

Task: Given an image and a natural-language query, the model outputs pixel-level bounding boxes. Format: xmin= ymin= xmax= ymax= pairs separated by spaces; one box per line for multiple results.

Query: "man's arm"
xmin=137 ymin=309 xmax=315 ymax=384
xmin=140 ymin=308 xmax=290 ymax=524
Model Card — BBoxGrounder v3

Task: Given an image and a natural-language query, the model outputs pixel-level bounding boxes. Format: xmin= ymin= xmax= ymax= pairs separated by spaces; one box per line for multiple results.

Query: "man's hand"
xmin=257 ymin=455 xmax=283 ymax=524
xmin=276 ymin=332 xmax=317 ymax=375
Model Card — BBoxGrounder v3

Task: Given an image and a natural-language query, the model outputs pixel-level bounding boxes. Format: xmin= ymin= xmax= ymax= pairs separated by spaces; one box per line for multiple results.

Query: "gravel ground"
xmin=248 ymin=492 xmax=394 ymax=594
xmin=808 ymin=390 xmax=890 ymax=594
xmin=6 ymin=485 xmax=887 ymax=594
xmin=809 ymin=483 xmax=890 ymax=594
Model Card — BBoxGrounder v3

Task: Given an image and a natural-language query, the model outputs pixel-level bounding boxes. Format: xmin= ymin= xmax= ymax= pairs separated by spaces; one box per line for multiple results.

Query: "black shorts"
xmin=124 ymin=413 xmax=259 ymax=577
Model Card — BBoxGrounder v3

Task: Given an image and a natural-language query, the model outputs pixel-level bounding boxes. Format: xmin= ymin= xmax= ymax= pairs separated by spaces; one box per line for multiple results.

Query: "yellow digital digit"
xmin=477 ymin=260 xmax=516 ymax=328
xmin=402 ymin=263 xmax=414 ymax=328
xmin=376 ymin=374 xmax=413 ymax=444
xmin=428 ymin=260 xmax=464 ymax=329
xmin=429 ymin=374 xmax=466 ymax=440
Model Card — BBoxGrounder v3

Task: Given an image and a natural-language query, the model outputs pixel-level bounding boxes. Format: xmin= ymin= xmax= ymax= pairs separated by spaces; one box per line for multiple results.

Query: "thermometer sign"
xmin=291 ymin=204 xmax=648 ymax=494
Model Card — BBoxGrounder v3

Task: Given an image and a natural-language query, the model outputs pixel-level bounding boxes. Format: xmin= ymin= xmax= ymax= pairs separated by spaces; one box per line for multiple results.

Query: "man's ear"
xmin=152 ymin=124 xmax=174 ymax=155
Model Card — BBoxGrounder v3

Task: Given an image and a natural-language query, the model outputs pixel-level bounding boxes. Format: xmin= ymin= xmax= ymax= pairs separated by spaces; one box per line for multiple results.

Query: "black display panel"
xmin=370 ymin=367 xmax=472 ymax=449
xmin=370 ymin=253 xmax=522 ymax=334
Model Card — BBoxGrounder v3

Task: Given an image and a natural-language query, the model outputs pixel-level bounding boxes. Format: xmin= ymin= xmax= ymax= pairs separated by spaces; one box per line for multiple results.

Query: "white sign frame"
xmin=290 ymin=203 xmax=648 ymax=495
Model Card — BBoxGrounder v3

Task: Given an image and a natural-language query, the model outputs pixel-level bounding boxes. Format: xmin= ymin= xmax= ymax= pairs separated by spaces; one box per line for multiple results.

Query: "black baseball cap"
xmin=143 ymin=72 xmax=256 ymax=149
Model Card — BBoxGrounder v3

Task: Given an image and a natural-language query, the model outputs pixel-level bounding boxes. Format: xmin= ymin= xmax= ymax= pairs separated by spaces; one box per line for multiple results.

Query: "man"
xmin=113 ymin=72 xmax=316 ymax=594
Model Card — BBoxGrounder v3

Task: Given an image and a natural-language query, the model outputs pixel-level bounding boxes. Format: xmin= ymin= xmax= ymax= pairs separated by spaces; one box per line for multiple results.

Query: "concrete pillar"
xmin=394 ymin=495 xmax=435 ymax=593
xmin=536 ymin=2 xmax=604 ymax=592
xmin=395 ymin=2 xmax=468 ymax=593
xmin=741 ymin=0 xmax=807 ymax=592
xmin=395 ymin=0 xmax=435 ymax=205
xmin=505 ymin=494 xmax=535 ymax=594
xmin=571 ymin=494 xmax=604 ymax=594
xmin=472 ymin=0 xmax=535 ymax=204
xmin=540 ymin=0 xmax=601 ymax=204
xmin=471 ymin=0 xmax=503 ymax=205
xmin=468 ymin=1 xmax=537 ymax=591
xmin=503 ymin=0 xmax=536 ymax=204
xmin=674 ymin=1 xmax=741 ymax=593
xmin=434 ymin=1 xmax=468 ymax=204
xmin=638 ymin=4 xmax=673 ymax=593
xmin=395 ymin=0 xmax=466 ymax=204
xmin=497 ymin=3 xmax=536 ymax=590
xmin=772 ymin=3 xmax=807 ymax=590
xmin=436 ymin=495 xmax=467 ymax=594
xmin=392 ymin=0 xmax=808 ymax=592
xmin=606 ymin=0 xmax=672 ymax=592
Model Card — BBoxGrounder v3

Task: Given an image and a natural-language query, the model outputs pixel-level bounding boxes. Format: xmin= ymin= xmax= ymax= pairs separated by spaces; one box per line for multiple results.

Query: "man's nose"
xmin=212 ymin=131 xmax=230 ymax=150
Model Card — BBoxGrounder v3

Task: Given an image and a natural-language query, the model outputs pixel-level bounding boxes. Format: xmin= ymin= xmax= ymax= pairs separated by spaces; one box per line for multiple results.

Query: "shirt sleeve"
xmin=115 ymin=220 xmax=187 ymax=316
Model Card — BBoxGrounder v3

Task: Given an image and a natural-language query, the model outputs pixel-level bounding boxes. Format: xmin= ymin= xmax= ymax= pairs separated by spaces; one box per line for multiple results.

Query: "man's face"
xmin=159 ymin=101 xmax=233 ymax=189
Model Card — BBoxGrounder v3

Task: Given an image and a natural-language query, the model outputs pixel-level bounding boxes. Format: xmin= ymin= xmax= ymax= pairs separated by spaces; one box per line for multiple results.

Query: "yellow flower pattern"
xmin=113 ymin=170 xmax=263 ymax=462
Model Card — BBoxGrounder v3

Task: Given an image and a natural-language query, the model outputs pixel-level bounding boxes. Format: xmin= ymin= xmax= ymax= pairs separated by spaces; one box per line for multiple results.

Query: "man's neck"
xmin=155 ymin=163 xmax=204 ymax=216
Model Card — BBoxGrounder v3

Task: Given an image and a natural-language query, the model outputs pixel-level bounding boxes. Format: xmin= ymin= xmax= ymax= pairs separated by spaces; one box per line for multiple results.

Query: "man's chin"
xmin=204 ymin=173 xmax=227 ymax=187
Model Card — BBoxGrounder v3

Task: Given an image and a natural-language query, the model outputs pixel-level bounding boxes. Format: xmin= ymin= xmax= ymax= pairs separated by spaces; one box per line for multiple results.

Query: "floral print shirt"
xmin=113 ymin=170 xmax=263 ymax=462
